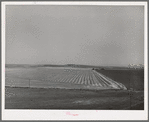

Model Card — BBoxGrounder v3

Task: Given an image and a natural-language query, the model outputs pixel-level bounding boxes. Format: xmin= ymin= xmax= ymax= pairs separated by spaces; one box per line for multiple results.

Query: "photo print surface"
xmin=2 ymin=2 xmax=148 ymax=121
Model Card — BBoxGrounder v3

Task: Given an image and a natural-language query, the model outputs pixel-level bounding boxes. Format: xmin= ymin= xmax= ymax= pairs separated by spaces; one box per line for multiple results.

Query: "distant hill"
xmin=5 ymin=64 xmax=130 ymax=70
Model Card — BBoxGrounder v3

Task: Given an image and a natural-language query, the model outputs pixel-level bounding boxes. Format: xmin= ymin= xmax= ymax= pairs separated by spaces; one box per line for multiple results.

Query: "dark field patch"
xmin=5 ymin=87 xmax=144 ymax=109
xmin=95 ymin=69 xmax=144 ymax=91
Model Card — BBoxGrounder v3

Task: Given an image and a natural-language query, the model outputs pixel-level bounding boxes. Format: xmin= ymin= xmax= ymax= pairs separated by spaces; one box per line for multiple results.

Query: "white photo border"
xmin=1 ymin=1 xmax=148 ymax=120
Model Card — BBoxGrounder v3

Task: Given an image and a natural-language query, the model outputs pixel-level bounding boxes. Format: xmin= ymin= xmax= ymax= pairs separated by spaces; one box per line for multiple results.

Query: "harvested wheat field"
xmin=5 ymin=67 xmax=127 ymax=90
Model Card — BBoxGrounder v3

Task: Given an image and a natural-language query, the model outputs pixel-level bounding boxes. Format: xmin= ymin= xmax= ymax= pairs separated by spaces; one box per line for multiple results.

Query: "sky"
xmin=6 ymin=5 xmax=144 ymax=66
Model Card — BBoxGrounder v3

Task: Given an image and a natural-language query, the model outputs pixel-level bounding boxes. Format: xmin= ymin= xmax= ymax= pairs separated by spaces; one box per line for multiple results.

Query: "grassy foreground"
xmin=5 ymin=86 xmax=144 ymax=110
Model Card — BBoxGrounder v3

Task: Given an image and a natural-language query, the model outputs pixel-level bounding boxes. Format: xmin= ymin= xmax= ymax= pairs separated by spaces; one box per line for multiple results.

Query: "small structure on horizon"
xmin=128 ymin=64 xmax=144 ymax=69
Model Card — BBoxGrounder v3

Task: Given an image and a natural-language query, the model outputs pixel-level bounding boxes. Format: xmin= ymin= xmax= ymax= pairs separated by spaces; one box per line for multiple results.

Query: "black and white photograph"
xmin=1 ymin=1 xmax=148 ymax=120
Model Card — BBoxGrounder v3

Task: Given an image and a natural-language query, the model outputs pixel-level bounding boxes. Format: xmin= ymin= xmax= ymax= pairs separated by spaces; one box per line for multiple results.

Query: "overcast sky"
xmin=6 ymin=5 xmax=144 ymax=66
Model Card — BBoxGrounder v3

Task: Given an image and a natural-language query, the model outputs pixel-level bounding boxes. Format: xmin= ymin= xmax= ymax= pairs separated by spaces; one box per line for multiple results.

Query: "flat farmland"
xmin=5 ymin=67 xmax=126 ymax=90
xmin=5 ymin=67 xmax=144 ymax=109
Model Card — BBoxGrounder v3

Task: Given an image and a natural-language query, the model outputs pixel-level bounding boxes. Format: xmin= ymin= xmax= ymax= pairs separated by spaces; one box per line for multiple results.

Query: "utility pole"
xmin=129 ymin=70 xmax=134 ymax=110
xmin=129 ymin=80 xmax=131 ymax=109
xmin=129 ymin=70 xmax=132 ymax=110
